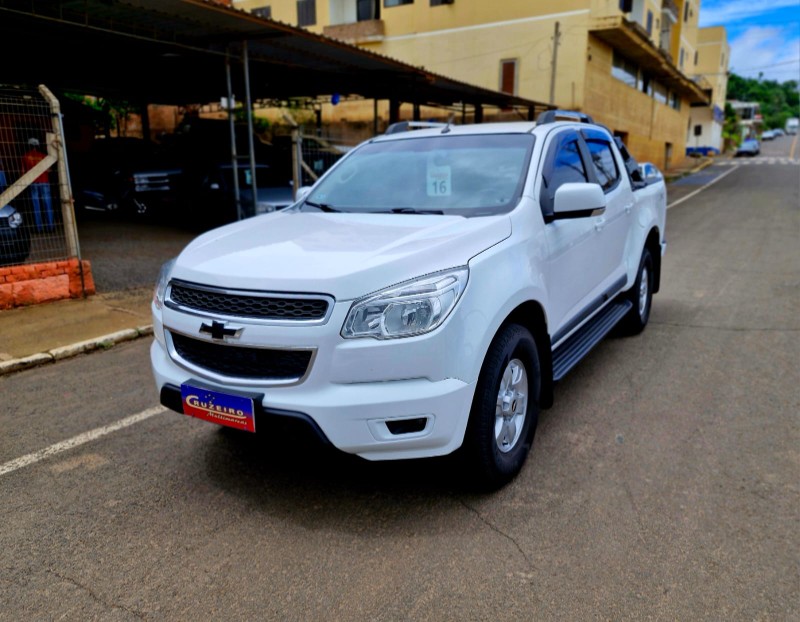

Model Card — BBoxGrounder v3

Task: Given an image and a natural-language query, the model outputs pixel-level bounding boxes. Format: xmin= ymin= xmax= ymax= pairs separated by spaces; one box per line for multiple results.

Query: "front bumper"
xmin=151 ymin=337 xmax=476 ymax=461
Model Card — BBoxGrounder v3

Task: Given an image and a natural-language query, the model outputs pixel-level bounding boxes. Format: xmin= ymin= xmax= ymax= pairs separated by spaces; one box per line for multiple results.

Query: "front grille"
xmin=0 ymin=217 xmax=8 ymax=228
xmin=170 ymin=332 xmax=312 ymax=381
xmin=169 ymin=282 xmax=329 ymax=321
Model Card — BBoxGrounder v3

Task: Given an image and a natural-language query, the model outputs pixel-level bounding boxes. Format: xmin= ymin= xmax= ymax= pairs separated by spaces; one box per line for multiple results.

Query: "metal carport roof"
xmin=0 ymin=0 xmax=550 ymax=115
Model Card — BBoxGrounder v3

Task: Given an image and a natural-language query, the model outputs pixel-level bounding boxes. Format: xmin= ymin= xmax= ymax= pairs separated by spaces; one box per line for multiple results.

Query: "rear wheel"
xmin=462 ymin=324 xmax=540 ymax=490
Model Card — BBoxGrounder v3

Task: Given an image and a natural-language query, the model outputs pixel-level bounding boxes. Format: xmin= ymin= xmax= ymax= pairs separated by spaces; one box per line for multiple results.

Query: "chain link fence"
xmin=0 ymin=84 xmax=80 ymax=268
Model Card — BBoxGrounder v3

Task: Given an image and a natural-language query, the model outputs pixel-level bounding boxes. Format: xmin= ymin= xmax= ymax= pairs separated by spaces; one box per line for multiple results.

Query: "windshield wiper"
xmin=384 ymin=208 xmax=445 ymax=215
xmin=304 ymin=200 xmax=341 ymax=213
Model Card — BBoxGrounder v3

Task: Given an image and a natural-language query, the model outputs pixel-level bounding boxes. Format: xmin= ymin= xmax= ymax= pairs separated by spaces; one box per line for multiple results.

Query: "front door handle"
xmin=624 ymin=202 xmax=634 ymax=214
xmin=594 ymin=218 xmax=605 ymax=232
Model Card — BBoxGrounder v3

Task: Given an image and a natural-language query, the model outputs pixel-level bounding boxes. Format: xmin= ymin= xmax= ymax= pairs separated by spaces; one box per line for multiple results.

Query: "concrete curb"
xmin=0 ymin=325 xmax=154 ymax=377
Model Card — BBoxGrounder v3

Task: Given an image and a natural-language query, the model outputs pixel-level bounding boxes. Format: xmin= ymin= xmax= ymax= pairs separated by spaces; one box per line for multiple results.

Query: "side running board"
xmin=552 ymin=300 xmax=633 ymax=381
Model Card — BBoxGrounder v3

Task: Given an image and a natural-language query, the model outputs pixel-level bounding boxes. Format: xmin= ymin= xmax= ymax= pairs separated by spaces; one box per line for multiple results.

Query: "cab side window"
xmin=585 ymin=139 xmax=620 ymax=192
xmin=540 ymin=132 xmax=588 ymax=216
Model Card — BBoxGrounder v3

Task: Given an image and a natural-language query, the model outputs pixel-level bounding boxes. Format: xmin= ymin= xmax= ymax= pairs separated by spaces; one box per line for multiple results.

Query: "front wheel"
xmin=462 ymin=324 xmax=540 ymax=490
xmin=621 ymin=247 xmax=653 ymax=335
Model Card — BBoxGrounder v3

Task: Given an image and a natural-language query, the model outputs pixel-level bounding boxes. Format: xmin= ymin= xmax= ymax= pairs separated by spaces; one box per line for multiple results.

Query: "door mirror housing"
xmin=552 ymin=183 xmax=606 ymax=220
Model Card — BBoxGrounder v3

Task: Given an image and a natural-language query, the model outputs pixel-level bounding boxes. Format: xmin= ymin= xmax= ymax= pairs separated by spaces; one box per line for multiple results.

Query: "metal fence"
xmin=294 ymin=129 xmax=360 ymax=190
xmin=0 ymin=84 xmax=80 ymax=267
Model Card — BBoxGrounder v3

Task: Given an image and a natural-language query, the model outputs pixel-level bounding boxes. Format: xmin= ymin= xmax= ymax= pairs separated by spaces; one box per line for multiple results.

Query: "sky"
xmin=698 ymin=0 xmax=800 ymax=83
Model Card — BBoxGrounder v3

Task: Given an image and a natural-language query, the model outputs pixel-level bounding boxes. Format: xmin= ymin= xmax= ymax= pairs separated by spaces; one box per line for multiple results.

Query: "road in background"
xmin=1 ymin=156 xmax=798 ymax=620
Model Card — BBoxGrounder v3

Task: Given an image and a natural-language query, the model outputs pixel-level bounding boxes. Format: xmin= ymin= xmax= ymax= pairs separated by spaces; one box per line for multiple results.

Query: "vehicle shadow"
xmin=199 ymin=420 xmax=502 ymax=532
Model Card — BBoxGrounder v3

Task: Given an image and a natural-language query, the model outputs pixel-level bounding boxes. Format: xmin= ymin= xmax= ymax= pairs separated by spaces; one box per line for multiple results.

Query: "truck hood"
xmin=171 ymin=211 xmax=511 ymax=300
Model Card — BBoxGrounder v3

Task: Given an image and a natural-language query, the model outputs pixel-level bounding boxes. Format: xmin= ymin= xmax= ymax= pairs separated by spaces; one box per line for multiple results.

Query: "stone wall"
xmin=0 ymin=259 xmax=95 ymax=310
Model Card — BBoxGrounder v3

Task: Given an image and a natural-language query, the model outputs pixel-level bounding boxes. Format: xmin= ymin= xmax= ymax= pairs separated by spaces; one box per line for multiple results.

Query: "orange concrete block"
xmin=23 ymin=265 xmax=40 ymax=280
xmin=81 ymin=260 xmax=96 ymax=295
xmin=12 ymin=274 xmax=70 ymax=306
xmin=0 ymin=283 xmax=12 ymax=309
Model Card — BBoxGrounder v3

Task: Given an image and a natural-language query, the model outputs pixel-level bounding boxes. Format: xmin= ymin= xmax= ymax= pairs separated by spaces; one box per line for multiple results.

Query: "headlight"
xmin=8 ymin=211 xmax=22 ymax=228
xmin=342 ymin=268 xmax=468 ymax=340
xmin=153 ymin=258 xmax=176 ymax=310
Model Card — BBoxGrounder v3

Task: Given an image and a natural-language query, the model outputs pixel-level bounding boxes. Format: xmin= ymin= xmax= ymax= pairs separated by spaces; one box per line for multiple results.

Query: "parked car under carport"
xmin=0 ymin=204 xmax=31 ymax=265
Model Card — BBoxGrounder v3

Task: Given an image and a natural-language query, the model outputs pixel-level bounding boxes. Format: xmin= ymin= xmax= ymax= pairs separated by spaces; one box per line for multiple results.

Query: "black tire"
xmin=621 ymin=247 xmax=653 ymax=335
xmin=462 ymin=324 xmax=540 ymax=490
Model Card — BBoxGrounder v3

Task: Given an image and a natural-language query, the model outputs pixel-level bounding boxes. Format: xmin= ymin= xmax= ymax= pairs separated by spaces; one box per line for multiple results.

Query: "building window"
xmin=430 ymin=0 xmax=454 ymax=5
xmin=694 ymin=50 xmax=699 ymax=65
xmin=640 ymin=73 xmax=653 ymax=95
xmin=500 ymin=59 xmax=517 ymax=95
xmin=612 ymin=52 xmax=638 ymax=89
xmin=385 ymin=0 xmax=413 ymax=6
xmin=646 ymin=10 xmax=653 ymax=36
xmin=684 ymin=1 xmax=689 ymax=22
xmin=297 ymin=0 xmax=316 ymax=26
xmin=679 ymin=48 xmax=684 ymax=68
xmin=252 ymin=6 xmax=272 ymax=18
xmin=669 ymin=92 xmax=681 ymax=110
xmin=653 ymin=82 xmax=667 ymax=104
xmin=357 ymin=0 xmax=380 ymax=20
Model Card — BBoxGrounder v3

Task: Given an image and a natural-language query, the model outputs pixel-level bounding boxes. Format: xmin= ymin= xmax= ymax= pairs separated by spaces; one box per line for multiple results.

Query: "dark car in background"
xmin=191 ymin=162 xmax=294 ymax=225
xmin=735 ymin=139 xmax=760 ymax=157
xmin=0 ymin=204 xmax=31 ymax=265
xmin=70 ymin=121 xmax=343 ymax=227
xmin=71 ymin=138 xmax=183 ymax=219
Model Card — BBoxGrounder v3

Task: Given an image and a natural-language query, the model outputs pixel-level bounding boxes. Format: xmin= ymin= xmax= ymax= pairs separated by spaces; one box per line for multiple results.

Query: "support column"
xmin=474 ymin=104 xmax=483 ymax=124
xmin=141 ymin=103 xmax=151 ymax=142
xmin=389 ymin=99 xmax=401 ymax=124
xmin=243 ymin=41 xmax=258 ymax=217
xmin=225 ymin=50 xmax=242 ymax=221
xmin=413 ymin=102 xmax=421 ymax=121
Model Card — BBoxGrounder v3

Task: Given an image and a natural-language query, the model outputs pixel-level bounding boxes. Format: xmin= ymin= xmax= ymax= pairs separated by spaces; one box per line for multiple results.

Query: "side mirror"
xmin=295 ymin=186 xmax=313 ymax=202
xmin=552 ymin=183 xmax=606 ymax=220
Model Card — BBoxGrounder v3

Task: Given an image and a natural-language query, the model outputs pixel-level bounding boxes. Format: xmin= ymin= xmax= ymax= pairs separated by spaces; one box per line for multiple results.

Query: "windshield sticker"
xmin=427 ymin=165 xmax=452 ymax=197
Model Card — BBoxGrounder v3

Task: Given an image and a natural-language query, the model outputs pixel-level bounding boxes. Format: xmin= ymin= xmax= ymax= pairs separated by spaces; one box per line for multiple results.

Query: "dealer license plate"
xmin=180 ymin=383 xmax=256 ymax=433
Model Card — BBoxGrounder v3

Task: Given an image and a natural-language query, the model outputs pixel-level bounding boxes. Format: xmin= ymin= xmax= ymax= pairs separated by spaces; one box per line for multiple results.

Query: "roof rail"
xmin=385 ymin=121 xmax=448 ymax=135
xmin=536 ymin=110 xmax=595 ymax=125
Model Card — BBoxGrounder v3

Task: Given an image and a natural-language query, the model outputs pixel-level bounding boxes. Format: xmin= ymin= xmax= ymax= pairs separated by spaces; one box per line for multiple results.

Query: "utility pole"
xmin=549 ymin=21 xmax=561 ymax=106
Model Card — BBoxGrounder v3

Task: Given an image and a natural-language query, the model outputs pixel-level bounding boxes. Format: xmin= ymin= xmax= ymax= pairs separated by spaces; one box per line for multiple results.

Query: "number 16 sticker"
xmin=427 ymin=165 xmax=452 ymax=197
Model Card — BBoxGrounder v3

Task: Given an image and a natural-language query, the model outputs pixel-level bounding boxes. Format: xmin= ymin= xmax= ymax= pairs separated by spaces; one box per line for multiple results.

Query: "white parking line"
xmin=0 ymin=406 xmax=166 ymax=477
xmin=668 ymin=164 xmax=739 ymax=210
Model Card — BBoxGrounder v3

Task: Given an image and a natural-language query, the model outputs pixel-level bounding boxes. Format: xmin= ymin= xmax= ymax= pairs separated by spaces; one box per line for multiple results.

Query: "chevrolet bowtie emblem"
xmin=199 ymin=320 xmax=243 ymax=341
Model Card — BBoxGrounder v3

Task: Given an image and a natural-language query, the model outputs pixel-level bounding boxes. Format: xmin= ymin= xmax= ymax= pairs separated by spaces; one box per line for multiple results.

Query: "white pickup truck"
xmin=151 ymin=111 xmax=667 ymax=488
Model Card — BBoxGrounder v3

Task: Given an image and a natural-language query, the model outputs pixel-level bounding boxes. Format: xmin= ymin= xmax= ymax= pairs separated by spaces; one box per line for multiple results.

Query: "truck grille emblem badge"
xmin=199 ymin=320 xmax=243 ymax=341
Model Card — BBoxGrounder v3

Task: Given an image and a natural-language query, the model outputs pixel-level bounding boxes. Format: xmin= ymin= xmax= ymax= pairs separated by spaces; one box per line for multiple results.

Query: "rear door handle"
xmin=594 ymin=218 xmax=605 ymax=232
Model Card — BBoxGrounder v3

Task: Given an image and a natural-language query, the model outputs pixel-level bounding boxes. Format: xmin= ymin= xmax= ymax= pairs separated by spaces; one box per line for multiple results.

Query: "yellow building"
xmin=233 ymin=0 xmax=711 ymax=169
xmin=687 ymin=26 xmax=729 ymax=153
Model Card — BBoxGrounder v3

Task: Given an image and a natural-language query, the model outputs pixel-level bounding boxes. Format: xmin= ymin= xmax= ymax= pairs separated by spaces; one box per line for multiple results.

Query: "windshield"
xmin=304 ymin=134 xmax=535 ymax=216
